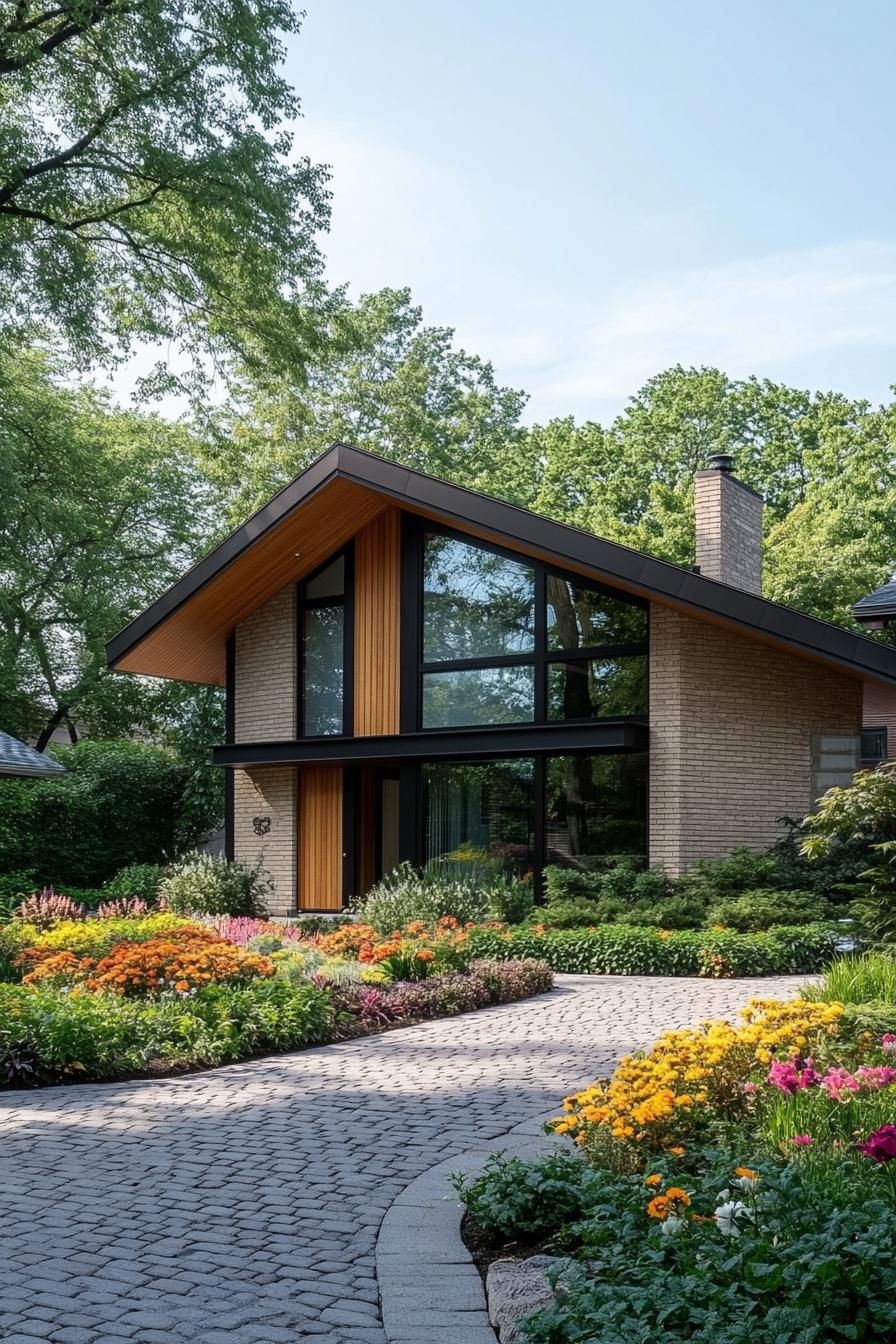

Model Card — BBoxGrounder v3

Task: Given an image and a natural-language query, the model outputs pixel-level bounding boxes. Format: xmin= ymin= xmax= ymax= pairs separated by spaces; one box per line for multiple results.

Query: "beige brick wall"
xmin=234 ymin=585 xmax=296 ymax=742
xmin=695 ymin=469 xmax=764 ymax=595
xmin=233 ymin=766 xmax=297 ymax=916
xmin=649 ymin=604 xmax=863 ymax=872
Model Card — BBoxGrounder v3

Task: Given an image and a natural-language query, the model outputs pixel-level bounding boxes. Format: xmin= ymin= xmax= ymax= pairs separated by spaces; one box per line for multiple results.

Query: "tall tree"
xmin=0 ymin=0 xmax=332 ymax=380
xmin=0 ymin=343 xmax=216 ymax=747
xmin=204 ymin=287 xmax=529 ymax=520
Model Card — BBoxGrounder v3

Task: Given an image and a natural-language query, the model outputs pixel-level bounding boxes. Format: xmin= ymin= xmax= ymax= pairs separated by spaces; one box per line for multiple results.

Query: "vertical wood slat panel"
xmin=297 ymin=764 xmax=343 ymax=910
xmin=354 ymin=508 xmax=401 ymax=736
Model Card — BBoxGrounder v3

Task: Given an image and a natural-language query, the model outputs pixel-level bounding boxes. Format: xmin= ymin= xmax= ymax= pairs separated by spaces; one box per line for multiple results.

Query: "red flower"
xmin=859 ymin=1125 xmax=896 ymax=1164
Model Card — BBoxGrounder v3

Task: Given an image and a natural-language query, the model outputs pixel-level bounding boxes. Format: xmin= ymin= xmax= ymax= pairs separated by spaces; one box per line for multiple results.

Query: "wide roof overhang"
xmin=107 ymin=442 xmax=896 ymax=688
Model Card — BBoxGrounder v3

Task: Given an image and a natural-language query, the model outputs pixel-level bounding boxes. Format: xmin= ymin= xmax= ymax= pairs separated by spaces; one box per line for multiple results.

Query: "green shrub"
xmin=159 ymin=853 xmax=271 ymax=917
xmin=536 ymin=897 xmax=610 ymax=928
xmin=0 ymin=740 xmax=221 ymax=889
xmin=0 ymin=870 xmax=37 ymax=917
xmin=543 ymin=866 xmax=603 ymax=903
xmin=682 ymin=847 xmax=786 ymax=898
xmin=706 ymin=888 xmax=835 ymax=932
xmin=488 ymin=874 xmax=535 ymax=925
xmin=463 ymin=923 xmax=839 ymax=977
xmin=102 ymin=863 xmax=164 ymax=905
xmin=542 ymin=862 xmax=673 ymax=907
xmin=838 ymin=1000 xmax=896 ymax=1038
xmin=619 ymin=895 xmax=710 ymax=930
xmin=801 ymin=951 xmax=896 ymax=1005
xmin=287 ymin=913 xmax=353 ymax=936
xmin=453 ymin=1150 xmax=600 ymax=1242
xmin=354 ymin=862 xmax=488 ymax=934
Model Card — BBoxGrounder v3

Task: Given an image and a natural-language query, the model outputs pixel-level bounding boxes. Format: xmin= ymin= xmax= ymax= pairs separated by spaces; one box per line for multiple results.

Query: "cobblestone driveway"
xmin=0 ymin=974 xmax=807 ymax=1344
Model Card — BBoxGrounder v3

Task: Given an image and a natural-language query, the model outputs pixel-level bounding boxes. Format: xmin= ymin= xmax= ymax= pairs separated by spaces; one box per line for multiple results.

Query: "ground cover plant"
xmin=455 ymin=951 xmax=896 ymax=1344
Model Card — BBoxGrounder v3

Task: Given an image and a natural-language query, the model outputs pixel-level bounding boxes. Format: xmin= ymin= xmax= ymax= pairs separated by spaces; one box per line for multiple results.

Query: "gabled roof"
xmin=0 ymin=731 xmax=66 ymax=777
xmin=106 ymin=442 xmax=896 ymax=687
xmin=853 ymin=577 xmax=896 ymax=622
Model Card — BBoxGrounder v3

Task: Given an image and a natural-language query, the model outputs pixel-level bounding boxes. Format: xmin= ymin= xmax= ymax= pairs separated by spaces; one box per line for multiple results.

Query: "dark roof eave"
xmin=106 ymin=442 xmax=896 ymax=687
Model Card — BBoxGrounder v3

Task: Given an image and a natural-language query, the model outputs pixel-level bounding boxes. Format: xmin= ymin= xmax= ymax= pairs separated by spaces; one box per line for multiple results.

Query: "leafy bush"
xmin=464 ymin=923 xmax=840 ymax=977
xmin=537 ymin=897 xmax=608 ymax=928
xmin=453 ymin=1149 xmax=600 ymax=1241
xmin=353 ymin=862 xmax=488 ymax=934
xmin=488 ymin=874 xmax=534 ymax=925
xmin=466 ymin=958 xmax=553 ymax=1002
xmin=802 ymin=762 xmax=896 ymax=859
xmin=706 ymin=888 xmax=835 ymax=932
xmin=0 ymin=740 xmax=221 ymax=888
xmin=621 ymin=895 xmax=711 ymax=930
xmin=542 ymin=862 xmax=673 ymax=907
xmin=682 ymin=847 xmax=787 ymax=898
xmin=0 ymin=870 xmax=37 ymax=917
xmin=288 ymin=913 xmax=353 ymax=936
xmin=102 ymin=863 xmax=163 ymax=905
xmin=159 ymin=853 xmax=271 ymax=917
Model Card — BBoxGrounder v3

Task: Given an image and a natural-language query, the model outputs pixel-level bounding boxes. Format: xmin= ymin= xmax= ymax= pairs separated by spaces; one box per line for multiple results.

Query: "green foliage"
xmin=464 ymin=924 xmax=839 ymax=978
xmin=488 ymin=874 xmax=535 ymax=925
xmin=159 ymin=853 xmax=271 ymax=918
xmin=517 ymin=1161 xmax=896 ymax=1344
xmin=802 ymin=763 xmax=896 ymax=861
xmin=0 ymin=740 xmax=217 ymax=887
xmin=353 ymin=862 xmax=488 ymax=935
xmin=0 ymin=344 xmax=218 ymax=748
xmin=102 ymin=864 xmax=164 ymax=906
xmin=841 ymin=840 xmax=896 ymax=944
xmin=683 ymin=847 xmax=787 ymax=898
xmin=0 ymin=869 xmax=36 ymax=918
xmin=453 ymin=1150 xmax=601 ymax=1243
xmin=0 ymin=0 xmax=331 ymax=382
xmin=802 ymin=952 xmax=896 ymax=1006
xmin=707 ymin=889 xmax=835 ymax=932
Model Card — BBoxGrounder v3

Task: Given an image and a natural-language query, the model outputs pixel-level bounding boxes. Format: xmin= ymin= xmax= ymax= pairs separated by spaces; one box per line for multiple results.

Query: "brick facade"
xmin=649 ymin=604 xmax=863 ymax=873
xmin=862 ymin=681 xmax=896 ymax=759
xmin=232 ymin=586 xmax=298 ymax=914
xmin=694 ymin=469 xmax=764 ymax=595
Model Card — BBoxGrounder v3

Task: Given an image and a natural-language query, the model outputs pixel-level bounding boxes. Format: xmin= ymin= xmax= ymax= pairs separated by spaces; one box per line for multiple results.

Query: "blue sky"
xmin=288 ymin=0 xmax=896 ymax=424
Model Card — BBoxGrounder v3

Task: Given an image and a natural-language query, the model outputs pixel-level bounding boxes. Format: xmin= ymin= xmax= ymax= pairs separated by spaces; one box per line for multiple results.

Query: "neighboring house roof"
xmin=852 ymin=577 xmax=896 ymax=622
xmin=106 ymin=442 xmax=896 ymax=689
xmin=0 ymin=731 xmax=66 ymax=777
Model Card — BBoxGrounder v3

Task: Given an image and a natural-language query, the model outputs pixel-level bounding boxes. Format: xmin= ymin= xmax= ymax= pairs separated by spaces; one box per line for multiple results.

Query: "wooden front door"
xmin=297 ymin=764 xmax=344 ymax=911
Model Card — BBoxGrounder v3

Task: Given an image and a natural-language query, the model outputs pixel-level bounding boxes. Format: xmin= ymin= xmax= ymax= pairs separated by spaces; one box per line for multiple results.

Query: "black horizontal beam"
xmin=212 ymin=719 xmax=648 ymax=768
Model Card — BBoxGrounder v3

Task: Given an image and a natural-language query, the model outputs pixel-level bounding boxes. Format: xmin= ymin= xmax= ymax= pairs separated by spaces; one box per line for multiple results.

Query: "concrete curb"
xmin=375 ymin=1110 xmax=561 ymax=1343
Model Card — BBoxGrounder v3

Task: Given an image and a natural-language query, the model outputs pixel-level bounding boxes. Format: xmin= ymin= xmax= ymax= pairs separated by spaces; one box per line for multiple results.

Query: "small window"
xmin=301 ymin=552 xmax=349 ymax=736
xmin=861 ymin=727 xmax=887 ymax=762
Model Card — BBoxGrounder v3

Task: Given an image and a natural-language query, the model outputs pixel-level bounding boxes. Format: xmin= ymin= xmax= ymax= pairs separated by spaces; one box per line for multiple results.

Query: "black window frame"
xmin=861 ymin=725 xmax=888 ymax=763
xmin=402 ymin=515 xmax=648 ymax=733
xmin=297 ymin=543 xmax=355 ymax=738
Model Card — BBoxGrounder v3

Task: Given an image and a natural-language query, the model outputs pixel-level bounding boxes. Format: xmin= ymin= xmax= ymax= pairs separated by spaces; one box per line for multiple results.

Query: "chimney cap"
xmin=708 ymin=452 xmax=734 ymax=474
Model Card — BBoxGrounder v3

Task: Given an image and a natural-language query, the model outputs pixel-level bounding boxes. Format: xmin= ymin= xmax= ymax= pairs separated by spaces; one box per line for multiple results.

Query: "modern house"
xmin=107 ymin=445 xmax=896 ymax=915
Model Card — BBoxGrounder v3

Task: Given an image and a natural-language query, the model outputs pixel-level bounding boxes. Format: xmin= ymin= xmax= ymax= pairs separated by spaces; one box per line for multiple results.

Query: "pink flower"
xmin=882 ymin=1034 xmax=896 ymax=1056
xmin=741 ymin=1082 xmax=759 ymax=1095
xmin=791 ymin=1134 xmax=813 ymax=1147
xmin=820 ymin=1067 xmax=861 ymax=1103
xmin=859 ymin=1125 xmax=896 ymax=1164
xmin=767 ymin=1059 xmax=820 ymax=1094
xmin=855 ymin=1065 xmax=896 ymax=1091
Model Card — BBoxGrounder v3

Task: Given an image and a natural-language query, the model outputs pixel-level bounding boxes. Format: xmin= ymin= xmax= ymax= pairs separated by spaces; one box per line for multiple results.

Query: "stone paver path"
xmin=0 ymin=974 xmax=807 ymax=1344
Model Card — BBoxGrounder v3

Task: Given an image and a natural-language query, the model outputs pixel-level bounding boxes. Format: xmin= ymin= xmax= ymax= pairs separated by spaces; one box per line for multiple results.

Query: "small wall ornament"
xmin=252 ymin=815 xmax=272 ymax=837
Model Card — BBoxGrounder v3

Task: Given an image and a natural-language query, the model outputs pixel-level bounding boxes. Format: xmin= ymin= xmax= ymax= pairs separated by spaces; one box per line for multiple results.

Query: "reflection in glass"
xmin=546 ymin=753 xmax=647 ymax=869
xmin=547 ymin=656 xmax=647 ymax=720
xmin=546 ymin=575 xmax=646 ymax=650
xmin=303 ymin=605 xmax=344 ymax=735
xmin=423 ymin=758 xmax=535 ymax=883
xmin=422 ymin=664 xmax=535 ymax=728
xmin=423 ymin=534 xmax=535 ymax=662
xmin=304 ymin=554 xmax=345 ymax=601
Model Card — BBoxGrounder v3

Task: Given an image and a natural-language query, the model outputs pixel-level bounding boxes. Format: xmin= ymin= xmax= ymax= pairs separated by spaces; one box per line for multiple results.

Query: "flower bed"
xmin=0 ymin=910 xmax=554 ymax=1087
xmin=455 ymin=955 xmax=896 ymax=1344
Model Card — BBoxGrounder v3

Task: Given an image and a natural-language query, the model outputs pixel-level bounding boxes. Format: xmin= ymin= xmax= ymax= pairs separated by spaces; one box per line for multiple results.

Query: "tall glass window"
xmin=417 ymin=526 xmax=648 ymax=729
xmin=545 ymin=752 xmax=647 ymax=869
xmin=302 ymin=554 xmax=348 ymax=736
xmin=422 ymin=758 xmax=535 ymax=882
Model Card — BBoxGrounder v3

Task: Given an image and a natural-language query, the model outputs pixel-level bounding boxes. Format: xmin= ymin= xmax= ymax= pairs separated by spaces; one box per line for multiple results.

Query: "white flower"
xmin=714 ymin=1199 xmax=750 ymax=1238
xmin=734 ymin=1174 xmax=759 ymax=1193
xmin=660 ymin=1214 xmax=687 ymax=1237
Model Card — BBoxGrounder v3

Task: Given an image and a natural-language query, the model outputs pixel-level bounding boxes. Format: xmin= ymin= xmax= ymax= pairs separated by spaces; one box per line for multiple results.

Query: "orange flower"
xmin=646 ymin=1195 xmax=669 ymax=1219
xmin=664 ymin=1187 xmax=691 ymax=1209
xmin=668 ymin=1146 xmax=686 ymax=1157
xmin=414 ymin=949 xmax=435 ymax=962
xmin=644 ymin=1173 xmax=662 ymax=1188
xmin=735 ymin=1166 xmax=759 ymax=1181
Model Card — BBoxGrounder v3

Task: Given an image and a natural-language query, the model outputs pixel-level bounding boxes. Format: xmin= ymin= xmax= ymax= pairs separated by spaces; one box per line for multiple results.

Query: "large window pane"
xmin=546 ymin=575 xmax=646 ymax=651
xmin=422 ymin=664 xmax=535 ymax=728
xmin=423 ymin=758 xmax=535 ymax=882
xmin=303 ymin=606 xmax=344 ymax=734
xmin=547 ymin=656 xmax=647 ymax=720
xmin=423 ymin=534 xmax=536 ymax=662
xmin=546 ymin=753 xmax=647 ymax=869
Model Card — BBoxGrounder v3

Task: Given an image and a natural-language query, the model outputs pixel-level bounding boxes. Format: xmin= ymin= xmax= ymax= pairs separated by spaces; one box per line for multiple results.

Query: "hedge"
xmin=464 ymin=923 xmax=841 ymax=977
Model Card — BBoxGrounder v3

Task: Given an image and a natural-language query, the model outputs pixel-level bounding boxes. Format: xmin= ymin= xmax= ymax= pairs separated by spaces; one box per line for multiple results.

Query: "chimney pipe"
xmin=694 ymin=452 xmax=764 ymax=594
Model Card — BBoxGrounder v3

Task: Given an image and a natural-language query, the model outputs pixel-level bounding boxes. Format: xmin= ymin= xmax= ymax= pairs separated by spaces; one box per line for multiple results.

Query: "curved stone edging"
xmin=376 ymin=1110 xmax=561 ymax=1343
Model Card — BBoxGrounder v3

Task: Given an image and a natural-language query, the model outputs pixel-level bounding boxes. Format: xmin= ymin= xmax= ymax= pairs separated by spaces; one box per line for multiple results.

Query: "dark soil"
xmin=460 ymin=1210 xmax=550 ymax=1285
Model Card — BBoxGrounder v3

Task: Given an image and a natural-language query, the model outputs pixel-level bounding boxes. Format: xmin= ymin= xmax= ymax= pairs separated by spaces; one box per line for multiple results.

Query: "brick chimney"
xmin=694 ymin=453 xmax=764 ymax=595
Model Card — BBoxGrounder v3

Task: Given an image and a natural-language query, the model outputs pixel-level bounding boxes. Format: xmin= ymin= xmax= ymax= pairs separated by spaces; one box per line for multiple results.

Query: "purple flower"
xmin=859 ymin=1125 xmax=896 ymax=1164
